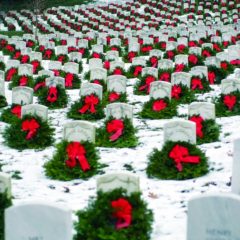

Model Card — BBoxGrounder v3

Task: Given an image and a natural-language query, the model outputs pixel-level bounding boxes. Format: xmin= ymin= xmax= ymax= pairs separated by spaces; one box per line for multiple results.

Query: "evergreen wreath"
xmin=189 ymin=115 xmax=220 ymax=144
xmin=109 ymin=67 xmax=126 ymax=76
xmin=0 ymin=104 xmax=21 ymax=124
xmin=60 ymin=72 xmax=81 ymax=89
xmin=171 ymin=83 xmax=196 ymax=104
xmin=158 ymin=69 xmax=173 ymax=82
xmin=126 ymin=65 xmax=144 ymax=79
xmin=44 ymin=140 xmax=104 ymax=181
xmin=9 ymin=75 xmax=34 ymax=90
xmin=139 ymin=97 xmax=178 ymax=119
xmin=215 ymin=91 xmax=240 ymax=117
xmin=208 ymin=65 xmax=227 ymax=84
xmin=78 ymin=48 xmax=90 ymax=58
xmin=33 ymin=75 xmax=47 ymax=95
xmin=188 ymin=54 xmax=204 ymax=68
xmin=147 ymin=56 xmax=159 ymax=68
xmin=74 ymin=188 xmax=153 ymax=240
xmin=146 ymin=141 xmax=209 ymax=180
xmin=83 ymin=71 xmax=90 ymax=81
xmin=0 ymin=61 xmax=5 ymax=71
xmin=190 ymin=75 xmax=211 ymax=93
xmin=55 ymin=54 xmax=69 ymax=64
xmin=134 ymin=75 xmax=157 ymax=95
xmin=0 ymin=191 xmax=12 ymax=240
xmin=0 ymin=95 xmax=7 ymax=108
xmin=3 ymin=114 xmax=55 ymax=150
xmin=122 ymin=51 xmax=138 ymax=63
xmin=38 ymin=85 xmax=68 ymax=109
xmin=96 ymin=117 xmax=138 ymax=148
xmin=5 ymin=67 xmax=18 ymax=82
xmin=102 ymin=91 xmax=127 ymax=106
xmin=67 ymin=94 xmax=105 ymax=120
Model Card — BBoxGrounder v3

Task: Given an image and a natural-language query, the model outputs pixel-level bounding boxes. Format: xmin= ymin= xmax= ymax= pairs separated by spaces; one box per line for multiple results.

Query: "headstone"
xmin=106 ymin=103 xmax=133 ymax=120
xmin=90 ymin=68 xmax=107 ymax=82
xmin=21 ymin=104 xmax=48 ymax=121
xmin=63 ymin=121 xmax=95 ymax=143
xmin=221 ymin=78 xmax=240 ymax=94
xmin=189 ymin=102 xmax=215 ymax=120
xmin=5 ymin=202 xmax=72 ymax=240
xmin=142 ymin=67 xmax=158 ymax=78
xmin=187 ymin=193 xmax=240 ymax=240
xmin=106 ymin=51 xmax=119 ymax=61
xmin=56 ymin=46 xmax=68 ymax=55
xmin=132 ymin=57 xmax=146 ymax=67
xmin=45 ymin=77 xmax=65 ymax=88
xmin=150 ymin=81 xmax=172 ymax=100
xmin=0 ymin=79 xmax=5 ymax=96
xmin=12 ymin=87 xmax=33 ymax=105
xmin=80 ymin=82 xmax=103 ymax=100
xmin=164 ymin=119 xmax=196 ymax=144
xmin=63 ymin=62 xmax=79 ymax=74
xmin=110 ymin=61 xmax=124 ymax=72
xmin=149 ymin=49 xmax=163 ymax=58
xmin=158 ymin=59 xmax=174 ymax=69
xmin=6 ymin=60 xmax=20 ymax=70
xmin=18 ymin=64 xmax=33 ymax=76
xmin=48 ymin=61 xmax=62 ymax=70
xmin=107 ymin=75 xmax=127 ymax=93
xmin=175 ymin=54 xmax=189 ymax=65
xmin=38 ymin=70 xmax=54 ymax=77
xmin=0 ymin=172 xmax=11 ymax=198
xmin=89 ymin=59 xmax=103 ymax=70
xmin=97 ymin=172 xmax=140 ymax=195
xmin=171 ymin=72 xmax=192 ymax=87
xmin=205 ymin=56 xmax=221 ymax=68
xmin=69 ymin=52 xmax=82 ymax=62
xmin=92 ymin=44 xmax=103 ymax=53
xmin=30 ymin=52 xmax=42 ymax=61
xmin=191 ymin=66 xmax=208 ymax=78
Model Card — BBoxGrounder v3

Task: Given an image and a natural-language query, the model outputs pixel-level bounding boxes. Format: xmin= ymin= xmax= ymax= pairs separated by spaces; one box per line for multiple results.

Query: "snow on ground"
xmin=0 ymin=53 xmax=238 ymax=239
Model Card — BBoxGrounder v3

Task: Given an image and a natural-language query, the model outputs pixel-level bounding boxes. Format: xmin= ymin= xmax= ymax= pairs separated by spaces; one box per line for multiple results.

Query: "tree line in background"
xmin=1 ymin=0 xmax=94 ymax=11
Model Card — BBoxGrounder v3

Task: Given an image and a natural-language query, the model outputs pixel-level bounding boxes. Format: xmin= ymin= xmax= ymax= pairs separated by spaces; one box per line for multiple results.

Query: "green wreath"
xmin=9 ymin=75 xmax=34 ymax=90
xmin=3 ymin=114 xmax=55 ymax=150
xmin=0 ymin=95 xmax=7 ymax=108
xmin=134 ymin=75 xmax=157 ymax=95
xmin=208 ymin=65 xmax=227 ymax=84
xmin=67 ymin=95 xmax=105 ymax=120
xmin=60 ymin=72 xmax=81 ymax=89
xmin=0 ymin=104 xmax=21 ymax=124
xmin=147 ymin=141 xmax=209 ymax=180
xmin=190 ymin=75 xmax=211 ymax=93
xmin=44 ymin=140 xmax=104 ymax=181
xmin=102 ymin=92 xmax=128 ymax=106
xmin=126 ymin=65 xmax=144 ymax=79
xmin=96 ymin=117 xmax=138 ymax=148
xmin=38 ymin=85 xmax=68 ymax=109
xmin=74 ymin=188 xmax=153 ymax=240
xmin=139 ymin=97 xmax=178 ymax=119
xmin=0 ymin=61 xmax=5 ymax=71
xmin=171 ymin=83 xmax=196 ymax=104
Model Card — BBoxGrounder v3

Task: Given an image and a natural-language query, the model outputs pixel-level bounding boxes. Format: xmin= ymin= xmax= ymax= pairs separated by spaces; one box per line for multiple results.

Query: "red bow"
xmin=104 ymin=61 xmax=110 ymax=70
xmin=65 ymin=73 xmax=74 ymax=87
xmin=47 ymin=87 xmax=58 ymax=103
xmin=133 ymin=66 xmax=142 ymax=77
xmin=11 ymin=105 xmax=21 ymax=118
xmin=202 ymin=50 xmax=211 ymax=57
xmin=188 ymin=54 xmax=198 ymax=65
xmin=53 ymin=69 xmax=60 ymax=76
xmin=113 ymin=68 xmax=123 ymax=75
xmin=208 ymin=72 xmax=215 ymax=85
xmin=230 ymin=60 xmax=240 ymax=66
xmin=111 ymin=198 xmax=132 ymax=229
xmin=150 ymin=57 xmax=158 ymax=68
xmin=109 ymin=92 xmax=120 ymax=102
xmin=34 ymin=81 xmax=46 ymax=92
xmin=175 ymin=64 xmax=185 ymax=72
xmin=21 ymin=55 xmax=29 ymax=63
xmin=79 ymin=48 xmax=85 ymax=55
xmin=139 ymin=76 xmax=155 ymax=93
xmin=127 ymin=52 xmax=136 ymax=62
xmin=21 ymin=118 xmax=40 ymax=140
xmin=141 ymin=45 xmax=153 ymax=53
xmin=166 ymin=51 xmax=174 ymax=59
xmin=107 ymin=119 xmax=124 ymax=141
xmin=189 ymin=116 xmax=204 ymax=138
xmin=57 ymin=55 xmax=65 ymax=63
xmin=223 ymin=41 xmax=229 ymax=47
xmin=160 ymin=42 xmax=166 ymax=49
xmin=92 ymin=52 xmax=100 ymax=58
xmin=159 ymin=72 xmax=170 ymax=82
xmin=191 ymin=78 xmax=203 ymax=90
xmin=224 ymin=95 xmax=236 ymax=110
xmin=188 ymin=41 xmax=197 ymax=47
xmin=152 ymin=99 xmax=167 ymax=111
xmin=213 ymin=43 xmax=221 ymax=52
xmin=65 ymin=142 xmax=90 ymax=171
xmin=169 ymin=144 xmax=200 ymax=171
xmin=44 ymin=49 xmax=53 ymax=59
xmin=177 ymin=44 xmax=186 ymax=53
xmin=19 ymin=76 xmax=28 ymax=86
xmin=171 ymin=85 xmax=182 ymax=99
xmin=6 ymin=68 xmax=17 ymax=81
xmin=26 ymin=40 xmax=34 ymax=47
xmin=6 ymin=45 xmax=14 ymax=52
xmin=221 ymin=62 xmax=228 ymax=70
xmin=31 ymin=60 xmax=40 ymax=74
xmin=79 ymin=94 xmax=99 ymax=114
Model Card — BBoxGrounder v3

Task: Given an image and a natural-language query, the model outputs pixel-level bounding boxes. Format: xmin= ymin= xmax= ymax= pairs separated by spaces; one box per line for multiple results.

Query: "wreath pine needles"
xmin=146 ymin=141 xmax=209 ymax=180
xmin=0 ymin=104 xmax=21 ymax=124
xmin=96 ymin=117 xmax=138 ymax=148
xmin=74 ymin=188 xmax=153 ymax=240
xmin=3 ymin=114 xmax=55 ymax=150
xmin=9 ymin=75 xmax=34 ymax=90
xmin=102 ymin=92 xmax=128 ymax=106
xmin=171 ymin=84 xmax=196 ymax=104
xmin=0 ymin=96 xmax=7 ymax=108
xmin=44 ymin=141 xmax=104 ymax=181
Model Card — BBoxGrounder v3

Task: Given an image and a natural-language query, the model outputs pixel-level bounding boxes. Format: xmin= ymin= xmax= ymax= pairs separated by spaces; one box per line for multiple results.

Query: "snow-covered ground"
xmin=0 ymin=54 xmax=239 ymax=239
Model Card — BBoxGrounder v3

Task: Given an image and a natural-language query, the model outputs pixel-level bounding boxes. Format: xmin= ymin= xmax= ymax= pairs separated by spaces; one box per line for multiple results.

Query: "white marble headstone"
xmin=175 ymin=54 xmax=189 ymax=65
xmin=63 ymin=62 xmax=79 ymax=74
xmin=106 ymin=51 xmax=119 ymax=61
xmin=221 ymin=78 xmax=240 ymax=94
xmin=48 ymin=61 xmax=62 ymax=70
xmin=89 ymin=59 xmax=103 ymax=70
xmin=90 ymin=68 xmax=107 ymax=82
xmin=171 ymin=72 xmax=192 ymax=88
xmin=132 ymin=57 xmax=146 ymax=67
xmin=107 ymin=75 xmax=127 ymax=93
xmin=69 ymin=52 xmax=82 ymax=62
xmin=18 ymin=64 xmax=33 ymax=76
xmin=0 ymin=79 xmax=5 ymax=96
xmin=189 ymin=102 xmax=215 ymax=120
xmin=97 ymin=172 xmax=140 ymax=195
xmin=80 ymin=82 xmax=103 ymax=100
xmin=164 ymin=119 xmax=196 ymax=144
xmin=38 ymin=70 xmax=54 ymax=77
xmin=63 ymin=121 xmax=95 ymax=143
xmin=21 ymin=104 xmax=48 ymax=121
xmin=106 ymin=103 xmax=133 ymax=121
xmin=142 ymin=67 xmax=158 ymax=78
xmin=5 ymin=202 xmax=72 ymax=240
xmin=12 ymin=87 xmax=33 ymax=105
xmin=150 ymin=81 xmax=172 ymax=100
xmin=158 ymin=59 xmax=174 ymax=69
xmin=45 ymin=77 xmax=65 ymax=88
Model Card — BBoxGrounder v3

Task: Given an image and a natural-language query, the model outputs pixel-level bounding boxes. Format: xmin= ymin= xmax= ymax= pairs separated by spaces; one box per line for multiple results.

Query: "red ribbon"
xmin=171 ymin=85 xmax=182 ymax=99
xmin=152 ymin=99 xmax=167 ymax=112
xmin=65 ymin=73 xmax=74 ymax=87
xmin=191 ymin=78 xmax=203 ymax=90
xmin=92 ymin=52 xmax=100 ymax=58
xmin=79 ymin=94 xmax=99 ymax=114
xmin=65 ymin=142 xmax=90 ymax=171
xmin=6 ymin=68 xmax=17 ymax=81
xmin=57 ymin=55 xmax=65 ymax=63
xmin=113 ymin=68 xmax=123 ymax=75
xmin=141 ymin=45 xmax=153 ymax=53
xmin=166 ymin=51 xmax=174 ymax=59
xmin=177 ymin=44 xmax=186 ymax=53
xmin=79 ymin=48 xmax=85 ymax=55
xmin=175 ymin=64 xmax=185 ymax=72
xmin=111 ymin=198 xmax=132 ymax=229
xmin=44 ymin=49 xmax=53 ymax=59
xmin=21 ymin=55 xmax=29 ymax=63
xmin=189 ymin=116 xmax=204 ymax=138
xmin=133 ymin=66 xmax=142 ymax=77
xmin=31 ymin=60 xmax=40 ymax=74
xmin=6 ymin=45 xmax=14 ymax=52
xmin=150 ymin=57 xmax=158 ymax=68
xmin=127 ymin=52 xmax=136 ymax=62
xmin=11 ymin=105 xmax=21 ymax=118
xmin=160 ymin=42 xmax=166 ymax=49
xmin=213 ymin=43 xmax=221 ymax=52
xmin=188 ymin=54 xmax=198 ymax=65
xmin=47 ymin=87 xmax=58 ymax=103
xmin=208 ymin=71 xmax=215 ymax=85
xmin=139 ymin=76 xmax=155 ymax=93
xmin=107 ymin=119 xmax=124 ymax=141
xmin=202 ymin=50 xmax=211 ymax=57
xmin=34 ymin=81 xmax=46 ymax=92
xmin=223 ymin=95 xmax=236 ymax=110
xmin=109 ymin=92 xmax=120 ymax=102
xmin=19 ymin=76 xmax=28 ymax=86
xmin=159 ymin=72 xmax=170 ymax=82
xmin=21 ymin=118 xmax=40 ymax=140
xmin=53 ymin=69 xmax=60 ymax=76
xmin=104 ymin=61 xmax=110 ymax=70
xmin=188 ymin=41 xmax=197 ymax=47
xmin=13 ymin=51 xmax=21 ymax=59
xmin=169 ymin=144 xmax=200 ymax=171
xmin=230 ymin=60 xmax=240 ymax=66
xmin=221 ymin=62 xmax=228 ymax=70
